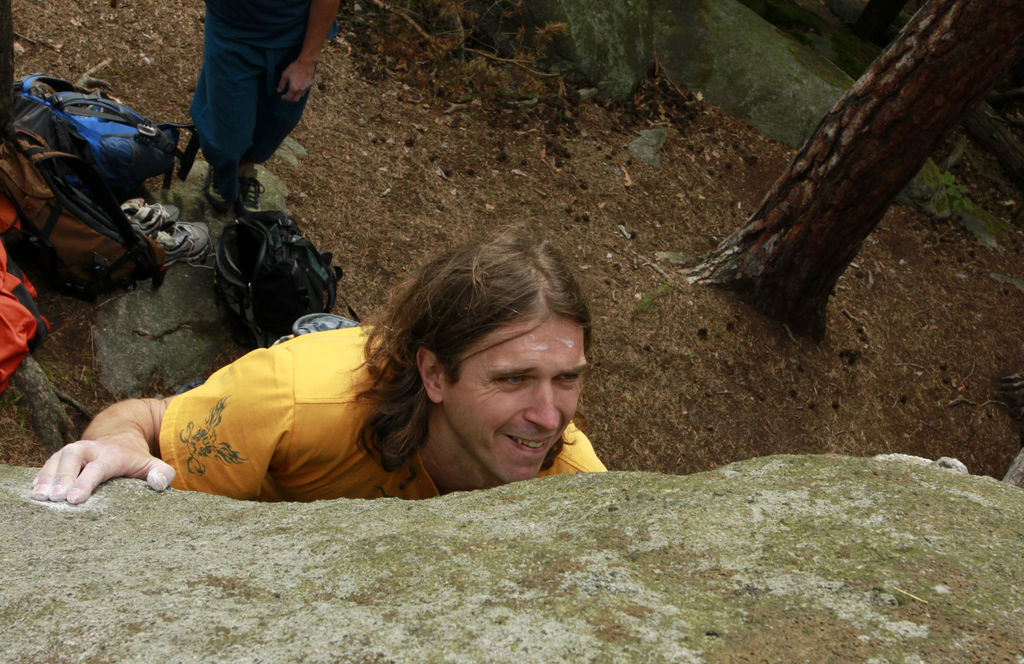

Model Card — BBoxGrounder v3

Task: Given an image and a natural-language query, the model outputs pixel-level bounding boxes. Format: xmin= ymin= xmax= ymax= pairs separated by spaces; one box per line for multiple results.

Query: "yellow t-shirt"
xmin=159 ymin=327 xmax=605 ymax=501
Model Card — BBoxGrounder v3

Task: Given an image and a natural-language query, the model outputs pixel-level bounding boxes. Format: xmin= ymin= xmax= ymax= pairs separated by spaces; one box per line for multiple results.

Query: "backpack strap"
xmin=54 ymin=96 xmax=177 ymax=152
xmin=323 ymin=259 xmax=358 ymax=321
xmin=54 ymin=95 xmax=141 ymax=123
xmin=162 ymin=123 xmax=200 ymax=187
xmin=19 ymin=74 xmax=79 ymax=97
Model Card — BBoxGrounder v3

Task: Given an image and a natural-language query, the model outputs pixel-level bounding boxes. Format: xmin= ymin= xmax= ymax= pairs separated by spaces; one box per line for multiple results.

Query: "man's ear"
xmin=417 ymin=348 xmax=446 ymax=404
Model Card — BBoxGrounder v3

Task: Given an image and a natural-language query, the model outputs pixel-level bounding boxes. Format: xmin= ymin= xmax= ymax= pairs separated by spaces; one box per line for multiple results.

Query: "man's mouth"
xmin=511 ymin=436 xmax=546 ymax=449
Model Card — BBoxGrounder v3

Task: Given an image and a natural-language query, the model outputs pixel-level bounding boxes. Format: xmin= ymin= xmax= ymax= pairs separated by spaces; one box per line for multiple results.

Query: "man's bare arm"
xmin=278 ymin=0 xmax=341 ymax=102
xmin=32 ymin=396 xmax=177 ymax=505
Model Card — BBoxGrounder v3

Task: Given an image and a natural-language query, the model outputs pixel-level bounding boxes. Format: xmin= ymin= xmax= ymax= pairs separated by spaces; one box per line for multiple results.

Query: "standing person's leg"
xmin=235 ymin=44 xmax=312 ymax=214
xmin=249 ymin=43 xmax=312 ymax=164
xmin=190 ymin=18 xmax=265 ymax=212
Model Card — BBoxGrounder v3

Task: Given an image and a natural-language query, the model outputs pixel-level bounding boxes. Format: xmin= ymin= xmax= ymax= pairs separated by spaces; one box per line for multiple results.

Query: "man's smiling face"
xmin=418 ymin=316 xmax=587 ymax=493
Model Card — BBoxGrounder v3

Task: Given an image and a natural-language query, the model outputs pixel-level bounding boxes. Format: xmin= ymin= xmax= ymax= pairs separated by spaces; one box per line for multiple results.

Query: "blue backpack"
xmin=12 ymin=74 xmax=199 ymax=196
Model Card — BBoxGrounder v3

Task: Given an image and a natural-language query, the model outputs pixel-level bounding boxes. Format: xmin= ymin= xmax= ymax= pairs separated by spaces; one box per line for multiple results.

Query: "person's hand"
xmin=31 ymin=433 xmax=176 ymax=505
xmin=278 ymin=60 xmax=317 ymax=103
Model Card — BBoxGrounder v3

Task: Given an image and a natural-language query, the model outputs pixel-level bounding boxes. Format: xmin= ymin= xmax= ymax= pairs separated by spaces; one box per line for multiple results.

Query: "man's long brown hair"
xmin=355 ymin=231 xmax=592 ymax=475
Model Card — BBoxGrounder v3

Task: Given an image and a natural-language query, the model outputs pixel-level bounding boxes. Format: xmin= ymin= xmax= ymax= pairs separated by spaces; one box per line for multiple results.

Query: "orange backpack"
xmin=0 ymin=128 xmax=164 ymax=299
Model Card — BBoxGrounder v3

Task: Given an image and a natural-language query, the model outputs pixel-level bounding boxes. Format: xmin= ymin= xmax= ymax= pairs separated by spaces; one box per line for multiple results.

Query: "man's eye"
xmin=559 ymin=373 xmax=581 ymax=382
xmin=499 ymin=375 xmax=524 ymax=384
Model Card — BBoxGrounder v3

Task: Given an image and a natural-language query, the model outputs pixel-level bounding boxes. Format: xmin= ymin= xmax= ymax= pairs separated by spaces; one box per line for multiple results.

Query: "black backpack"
xmin=214 ymin=211 xmax=345 ymax=347
xmin=13 ymin=74 xmax=198 ymax=197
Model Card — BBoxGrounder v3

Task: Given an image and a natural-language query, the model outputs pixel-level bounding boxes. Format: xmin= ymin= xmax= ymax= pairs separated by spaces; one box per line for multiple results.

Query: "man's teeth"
xmin=513 ymin=437 xmax=545 ymax=449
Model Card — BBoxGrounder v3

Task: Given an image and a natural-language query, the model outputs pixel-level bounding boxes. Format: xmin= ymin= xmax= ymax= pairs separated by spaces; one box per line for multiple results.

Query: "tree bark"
xmin=853 ymin=0 xmax=912 ymax=45
xmin=688 ymin=0 xmax=1024 ymax=340
xmin=1012 ymin=54 xmax=1024 ymax=87
xmin=3 ymin=0 xmax=78 ymax=455
xmin=1000 ymin=372 xmax=1024 ymax=487
xmin=1004 ymin=448 xmax=1024 ymax=487
xmin=10 ymin=355 xmax=77 ymax=454
xmin=962 ymin=101 xmax=1024 ymax=190
xmin=1 ymin=0 xmax=11 ymax=134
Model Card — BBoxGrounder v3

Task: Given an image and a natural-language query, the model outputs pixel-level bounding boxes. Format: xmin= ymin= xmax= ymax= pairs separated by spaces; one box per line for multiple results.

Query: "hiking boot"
xmin=121 ymin=198 xmax=180 ymax=236
xmin=204 ymin=169 xmax=232 ymax=214
xmin=155 ymin=221 xmax=212 ymax=266
xmin=235 ymin=167 xmax=265 ymax=216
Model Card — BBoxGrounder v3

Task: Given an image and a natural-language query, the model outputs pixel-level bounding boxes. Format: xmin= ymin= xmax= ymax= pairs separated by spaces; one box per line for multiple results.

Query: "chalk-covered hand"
xmin=31 ymin=397 xmax=174 ymax=505
xmin=32 ymin=435 xmax=176 ymax=505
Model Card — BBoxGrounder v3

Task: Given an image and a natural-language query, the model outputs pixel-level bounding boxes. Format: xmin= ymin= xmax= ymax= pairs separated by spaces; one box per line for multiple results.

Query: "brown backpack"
xmin=0 ymin=128 xmax=164 ymax=299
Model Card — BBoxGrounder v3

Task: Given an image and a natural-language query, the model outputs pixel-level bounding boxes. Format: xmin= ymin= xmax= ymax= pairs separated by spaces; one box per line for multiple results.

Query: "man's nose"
xmin=523 ymin=383 xmax=561 ymax=431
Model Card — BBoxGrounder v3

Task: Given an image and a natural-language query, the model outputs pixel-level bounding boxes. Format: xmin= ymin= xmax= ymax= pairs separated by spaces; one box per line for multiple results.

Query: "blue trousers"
xmin=190 ymin=16 xmax=310 ymax=203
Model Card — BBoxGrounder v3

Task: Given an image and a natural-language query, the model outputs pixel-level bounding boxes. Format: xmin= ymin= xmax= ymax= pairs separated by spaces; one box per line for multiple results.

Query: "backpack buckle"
xmin=137 ymin=123 xmax=159 ymax=138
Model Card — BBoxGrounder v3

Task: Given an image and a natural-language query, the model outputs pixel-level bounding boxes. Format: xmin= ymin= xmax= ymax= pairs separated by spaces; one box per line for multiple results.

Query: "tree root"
xmin=10 ymin=355 xmax=76 ymax=455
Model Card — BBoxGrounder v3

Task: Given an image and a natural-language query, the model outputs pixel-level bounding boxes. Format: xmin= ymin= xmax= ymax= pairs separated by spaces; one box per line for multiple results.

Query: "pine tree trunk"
xmin=2 ymin=0 xmax=77 ymax=455
xmin=1 ymin=0 xmax=12 ymax=133
xmin=688 ymin=0 xmax=1024 ymax=340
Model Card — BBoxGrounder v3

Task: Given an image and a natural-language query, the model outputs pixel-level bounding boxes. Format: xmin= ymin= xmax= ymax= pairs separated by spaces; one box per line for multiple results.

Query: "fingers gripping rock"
xmin=146 ymin=464 xmax=175 ymax=492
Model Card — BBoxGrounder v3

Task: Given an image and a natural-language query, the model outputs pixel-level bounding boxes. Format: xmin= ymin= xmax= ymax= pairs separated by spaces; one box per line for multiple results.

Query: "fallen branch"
xmin=367 ymin=0 xmax=439 ymax=49
xmin=891 ymin=587 xmax=930 ymax=605
xmin=76 ymin=59 xmax=112 ymax=90
xmin=81 ymin=58 xmax=110 ymax=80
xmin=988 ymin=86 xmax=1024 ymax=107
xmin=13 ymin=31 xmax=62 ymax=52
xmin=364 ymin=0 xmax=561 ymax=90
xmin=641 ymin=258 xmax=672 ymax=282
xmin=840 ymin=309 xmax=863 ymax=326
xmin=617 ymin=162 xmax=634 ymax=187
xmin=653 ymin=57 xmax=693 ymax=102
xmin=57 ymin=389 xmax=95 ymax=420
xmin=12 ymin=31 xmax=36 ymax=45
xmin=963 ymin=102 xmax=1024 ymax=189
xmin=463 ymin=47 xmax=562 ymax=79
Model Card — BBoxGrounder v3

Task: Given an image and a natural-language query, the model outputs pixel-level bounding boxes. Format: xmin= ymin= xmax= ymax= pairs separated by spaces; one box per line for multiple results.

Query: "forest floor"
xmin=3 ymin=0 xmax=1024 ymax=483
